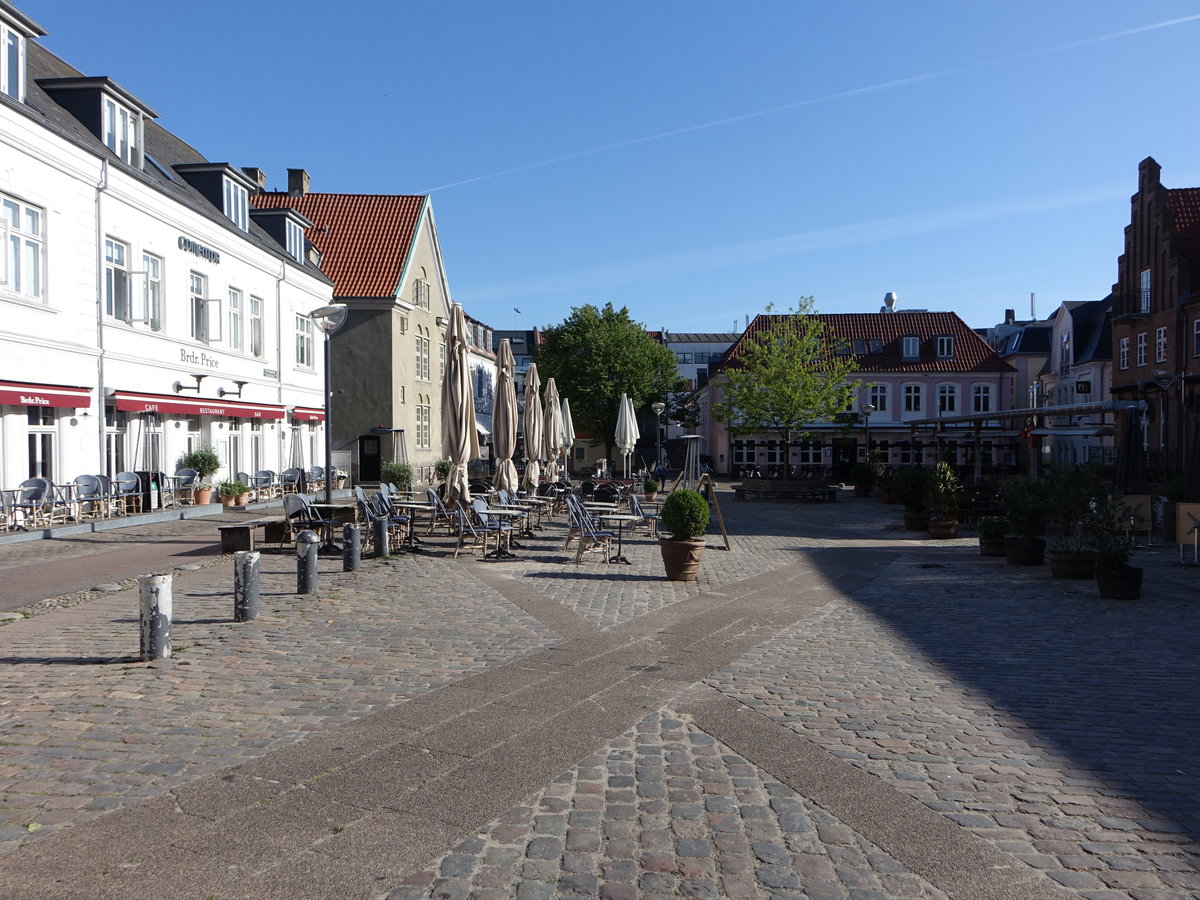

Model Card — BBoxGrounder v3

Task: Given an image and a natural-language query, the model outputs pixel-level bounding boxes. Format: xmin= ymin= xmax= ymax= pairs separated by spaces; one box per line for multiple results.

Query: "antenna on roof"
xmin=1030 ymin=292 xmax=1036 ymax=319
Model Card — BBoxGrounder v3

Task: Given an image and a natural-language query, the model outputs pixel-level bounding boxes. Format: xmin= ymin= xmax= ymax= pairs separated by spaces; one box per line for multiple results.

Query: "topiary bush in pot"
xmin=659 ymin=489 xmax=710 ymax=581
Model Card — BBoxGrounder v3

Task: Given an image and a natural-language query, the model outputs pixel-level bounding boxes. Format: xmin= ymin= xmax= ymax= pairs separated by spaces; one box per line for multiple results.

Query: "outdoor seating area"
xmin=733 ymin=480 xmax=839 ymax=503
xmin=2 ymin=472 xmax=148 ymax=532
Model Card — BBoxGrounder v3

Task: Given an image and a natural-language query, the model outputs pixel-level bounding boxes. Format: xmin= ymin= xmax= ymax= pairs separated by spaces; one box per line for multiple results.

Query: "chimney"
xmin=242 ymin=167 xmax=267 ymax=192
xmin=880 ymin=291 xmax=898 ymax=313
xmin=1005 ymin=308 xmax=1015 ymax=325
xmin=287 ymin=168 xmax=311 ymax=197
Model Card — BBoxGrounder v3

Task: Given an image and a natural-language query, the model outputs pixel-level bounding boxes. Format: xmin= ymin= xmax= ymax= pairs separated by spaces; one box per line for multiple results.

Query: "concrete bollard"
xmin=233 ymin=550 xmax=260 ymax=621
xmin=295 ymin=529 xmax=319 ymax=594
xmin=343 ymin=523 xmax=361 ymax=572
xmin=139 ymin=573 xmax=172 ymax=660
xmin=372 ymin=516 xmax=389 ymax=559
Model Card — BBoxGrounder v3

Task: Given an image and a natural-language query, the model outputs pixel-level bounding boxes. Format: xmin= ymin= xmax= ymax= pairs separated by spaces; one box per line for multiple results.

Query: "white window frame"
xmin=1136 ymin=332 xmax=1147 ymax=367
xmin=936 ymin=335 xmax=955 ymax=359
xmin=250 ymin=295 xmax=264 ymax=358
xmin=104 ymin=237 xmax=130 ymax=321
xmin=937 ymin=383 xmax=957 ymax=414
xmin=102 ymin=96 xmax=142 ymax=168
xmin=972 ymin=383 xmax=992 ymax=413
xmin=285 ymin=219 xmax=305 ymax=262
xmin=414 ymin=278 xmax=430 ymax=310
xmin=1119 ymin=336 xmax=1130 ymax=370
xmin=224 ymin=177 xmax=249 ymax=231
xmin=1140 ymin=268 xmax=1151 ymax=313
xmin=1 ymin=191 xmax=44 ymax=301
xmin=901 ymin=336 xmax=919 ymax=360
xmin=27 ymin=405 xmax=57 ymax=479
xmin=1155 ymin=326 xmax=1167 ymax=363
xmin=903 ymin=383 xmax=923 ymax=414
xmin=2 ymin=24 xmax=24 ymax=101
xmin=189 ymin=271 xmax=222 ymax=342
xmin=416 ymin=401 xmax=431 ymax=449
xmin=416 ymin=333 xmax=431 ymax=381
xmin=228 ymin=287 xmax=243 ymax=351
xmin=867 ymin=383 xmax=888 ymax=413
xmin=295 ymin=314 xmax=315 ymax=369
xmin=142 ymin=252 xmax=162 ymax=331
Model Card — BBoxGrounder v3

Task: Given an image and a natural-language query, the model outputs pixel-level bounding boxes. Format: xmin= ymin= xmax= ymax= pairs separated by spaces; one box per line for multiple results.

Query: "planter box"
xmin=1096 ymin=565 xmax=1143 ymax=600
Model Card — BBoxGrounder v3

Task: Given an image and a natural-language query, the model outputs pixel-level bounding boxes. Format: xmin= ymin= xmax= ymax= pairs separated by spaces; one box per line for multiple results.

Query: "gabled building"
xmin=252 ymin=179 xmax=458 ymax=484
xmin=1109 ymin=157 xmax=1200 ymax=479
xmin=0 ymin=2 xmax=334 ymax=490
xmin=1037 ymin=299 xmax=1115 ymax=468
xmin=701 ymin=308 xmax=1015 ymax=480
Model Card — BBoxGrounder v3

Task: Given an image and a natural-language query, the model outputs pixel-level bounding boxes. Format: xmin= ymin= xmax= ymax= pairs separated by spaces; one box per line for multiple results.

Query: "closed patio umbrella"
xmin=543 ymin=377 xmax=563 ymax=484
xmin=560 ymin=396 xmax=576 ymax=475
xmin=625 ymin=394 xmax=641 ymax=474
xmin=1186 ymin=414 xmax=1200 ymax=502
xmin=1113 ymin=409 xmax=1149 ymax=494
xmin=441 ymin=303 xmax=479 ymax=505
xmin=615 ymin=392 xmax=637 ymax=479
xmin=523 ymin=362 xmax=543 ymax=491
xmin=492 ymin=339 xmax=519 ymax=494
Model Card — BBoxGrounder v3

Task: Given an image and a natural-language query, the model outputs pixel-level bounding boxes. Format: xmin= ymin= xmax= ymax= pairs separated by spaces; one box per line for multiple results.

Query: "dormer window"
xmin=224 ymin=177 xmax=248 ymax=231
xmin=103 ymin=97 xmax=142 ymax=167
xmin=902 ymin=336 xmax=920 ymax=360
xmin=285 ymin=218 xmax=305 ymax=262
xmin=936 ymin=335 xmax=955 ymax=359
xmin=2 ymin=24 xmax=24 ymax=101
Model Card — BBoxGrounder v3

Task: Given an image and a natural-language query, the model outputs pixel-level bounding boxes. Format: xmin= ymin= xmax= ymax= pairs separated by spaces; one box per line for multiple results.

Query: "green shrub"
xmin=434 ymin=459 xmax=453 ymax=483
xmin=178 ymin=446 xmax=221 ymax=482
xmin=217 ymin=479 xmax=250 ymax=499
xmin=381 ymin=462 xmax=413 ymax=490
xmin=892 ymin=465 xmax=930 ymax=513
xmin=1089 ymin=494 xmax=1134 ymax=568
xmin=977 ymin=516 xmax=1008 ymax=540
xmin=643 ymin=477 xmax=660 ymax=493
xmin=924 ymin=461 xmax=961 ymax=522
xmin=660 ymin=489 xmax=709 ymax=539
xmin=1002 ymin=476 xmax=1048 ymax=539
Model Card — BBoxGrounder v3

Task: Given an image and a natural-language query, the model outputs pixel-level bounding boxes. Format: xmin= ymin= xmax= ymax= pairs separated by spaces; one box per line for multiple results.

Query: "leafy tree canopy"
xmin=711 ymin=298 xmax=861 ymax=444
xmin=536 ymin=303 xmax=680 ymax=460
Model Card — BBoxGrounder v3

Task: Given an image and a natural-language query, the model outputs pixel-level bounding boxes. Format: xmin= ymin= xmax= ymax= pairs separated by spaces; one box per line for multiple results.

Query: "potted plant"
xmin=876 ymin=464 xmax=896 ymax=504
xmin=892 ymin=465 xmax=930 ymax=531
xmin=218 ymin=479 xmax=251 ymax=508
xmin=658 ymin=488 xmax=710 ymax=582
xmin=1002 ymin=476 xmax=1047 ymax=565
xmin=334 ymin=468 xmax=348 ymax=489
xmin=924 ymin=461 xmax=961 ymax=538
xmin=643 ymin=477 xmax=660 ymax=502
xmin=381 ymin=461 xmax=413 ymax=491
xmin=1045 ymin=464 xmax=1100 ymax=579
xmin=434 ymin=458 xmax=453 ymax=486
xmin=850 ymin=462 xmax=874 ymax=497
xmin=1090 ymin=494 xmax=1143 ymax=599
xmin=977 ymin=516 xmax=1008 ymax=557
xmin=178 ymin=446 xmax=221 ymax=505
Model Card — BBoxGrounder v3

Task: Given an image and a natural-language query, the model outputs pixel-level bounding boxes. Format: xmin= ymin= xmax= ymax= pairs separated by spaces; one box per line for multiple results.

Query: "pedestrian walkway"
xmin=0 ymin=491 xmax=1196 ymax=898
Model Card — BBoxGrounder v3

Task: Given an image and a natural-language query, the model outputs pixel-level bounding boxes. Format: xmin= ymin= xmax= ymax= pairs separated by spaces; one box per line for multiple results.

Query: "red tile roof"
xmin=251 ymin=192 xmax=425 ymax=298
xmin=721 ymin=312 xmax=1013 ymax=374
xmin=1167 ymin=188 xmax=1200 ymax=273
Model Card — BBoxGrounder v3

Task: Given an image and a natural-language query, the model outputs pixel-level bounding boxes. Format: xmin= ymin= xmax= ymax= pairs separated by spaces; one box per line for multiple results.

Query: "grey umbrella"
xmin=1113 ymin=408 xmax=1149 ymax=494
xmin=523 ymin=362 xmax=543 ymax=491
xmin=492 ymin=339 xmax=519 ymax=494
xmin=543 ymin=377 xmax=563 ymax=483
xmin=440 ymin=303 xmax=479 ymax=505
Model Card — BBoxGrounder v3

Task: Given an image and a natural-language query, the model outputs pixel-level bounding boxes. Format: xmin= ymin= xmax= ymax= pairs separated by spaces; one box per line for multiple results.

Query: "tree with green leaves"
xmin=711 ymin=298 xmax=861 ymax=464
xmin=536 ymin=303 xmax=681 ymax=464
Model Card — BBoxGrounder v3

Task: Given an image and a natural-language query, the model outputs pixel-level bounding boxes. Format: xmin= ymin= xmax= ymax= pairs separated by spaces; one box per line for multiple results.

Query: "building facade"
xmin=0 ymin=4 xmax=333 ymax=491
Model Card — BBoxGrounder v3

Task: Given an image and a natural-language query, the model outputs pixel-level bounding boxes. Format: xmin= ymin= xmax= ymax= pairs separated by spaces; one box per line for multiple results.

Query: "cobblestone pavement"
xmin=0 ymin=548 xmax=556 ymax=855
xmin=389 ymin=709 xmax=948 ymax=900
xmin=706 ymin=547 xmax=1200 ymax=899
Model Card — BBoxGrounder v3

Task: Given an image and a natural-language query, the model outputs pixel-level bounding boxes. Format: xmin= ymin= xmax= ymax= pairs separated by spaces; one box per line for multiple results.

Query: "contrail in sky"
xmin=422 ymin=13 xmax=1200 ymax=194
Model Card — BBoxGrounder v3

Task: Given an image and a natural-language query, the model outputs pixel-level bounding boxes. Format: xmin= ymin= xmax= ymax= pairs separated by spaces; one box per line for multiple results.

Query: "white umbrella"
xmin=560 ymin=397 xmax=576 ymax=476
xmin=625 ymin=394 xmax=641 ymax=471
xmin=615 ymin=392 xmax=637 ymax=479
xmin=522 ymin=362 xmax=543 ymax=491
xmin=492 ymin=339 xmax=519 ymax=494
xmin=543 ymin=378 xmax=563 ymax=483
xmin=440 ymin=303 xmax=479 ymax=505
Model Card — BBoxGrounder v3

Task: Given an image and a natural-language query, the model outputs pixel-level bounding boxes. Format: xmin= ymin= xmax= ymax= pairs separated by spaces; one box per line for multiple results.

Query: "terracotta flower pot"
xmin=644 ymin=492 xmax=658 ymax=503
xmin=979 ymin=538 xmax=1007 ymax=557
xmin=928 ymin=520 xmax=958 ymax=539
xmin=193 ymin=486 xmax=214 ymax=505
xmin=659 ymin=537 xmax=705 ymax=582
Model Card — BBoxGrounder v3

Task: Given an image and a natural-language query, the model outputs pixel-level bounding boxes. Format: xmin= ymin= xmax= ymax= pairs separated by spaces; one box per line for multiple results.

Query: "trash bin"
xmin=134 ymin=470 xmax=163 ymax=511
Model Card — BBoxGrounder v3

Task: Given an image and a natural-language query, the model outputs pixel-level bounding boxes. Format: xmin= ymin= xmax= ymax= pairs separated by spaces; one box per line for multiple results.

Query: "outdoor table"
xmin=492 ymin=503 xmax=535 ymax=537
xmin=390 ymin=500 xmax=433 ymax=548
xmin=479 ymin=507 xmax=527 ymax=558
xmin=596 ymin=512 xmax=642 ymax=564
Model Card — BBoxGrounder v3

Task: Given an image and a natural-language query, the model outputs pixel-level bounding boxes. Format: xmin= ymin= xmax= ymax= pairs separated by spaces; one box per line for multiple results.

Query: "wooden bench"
xmin=217 ymin=518 xmax=288 ymax=553
xmin=733 ymin=482 xmax=838 ymax=503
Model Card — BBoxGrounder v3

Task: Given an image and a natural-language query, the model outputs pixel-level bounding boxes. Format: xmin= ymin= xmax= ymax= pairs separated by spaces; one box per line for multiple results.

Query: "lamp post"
xmin=651 ymin=401 xmax=666 ymax=472
xmin=861 ymin=403 xmax=876 ymax=461
xmin=309 ymin=303 xmax=348 ymax=504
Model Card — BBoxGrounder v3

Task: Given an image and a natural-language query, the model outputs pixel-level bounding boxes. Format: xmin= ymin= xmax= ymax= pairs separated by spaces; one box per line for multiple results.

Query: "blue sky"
xmin=33 ymin=1 xmax=1200 ymax=332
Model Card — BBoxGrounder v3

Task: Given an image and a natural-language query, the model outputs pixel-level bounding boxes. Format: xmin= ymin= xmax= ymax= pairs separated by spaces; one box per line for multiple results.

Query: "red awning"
xmin=292 ymin=406 xmax=325 ymax=422
xmin=111 ymin=390 xmax=286 ymax=420
xmin=0 ymin=380 xmax=92 ymax=409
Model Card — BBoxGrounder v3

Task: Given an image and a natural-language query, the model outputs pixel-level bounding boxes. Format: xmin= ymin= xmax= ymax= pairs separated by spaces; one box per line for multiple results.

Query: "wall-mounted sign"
xmin=1075 ymin=381 xmax=1091 ymax=394
xmin=263 ymin=368 xmax=279 ymax=378
xmin=180 ymin=348 xmax=220 ymax=369
xmin=178 ymin=235 xmax=220 ymax=264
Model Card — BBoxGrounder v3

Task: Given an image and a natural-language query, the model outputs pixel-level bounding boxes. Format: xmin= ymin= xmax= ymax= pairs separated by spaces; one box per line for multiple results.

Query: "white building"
xmin=0 ymin=3 xmax=333 ymax=493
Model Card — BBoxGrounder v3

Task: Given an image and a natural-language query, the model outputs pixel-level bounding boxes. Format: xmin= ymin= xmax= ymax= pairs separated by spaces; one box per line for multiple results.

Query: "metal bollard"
xmin=234 ymin=550 xmax=260 ymax=621
xmin=295 ymin=529 xmax=319 ymax=594
xmin=139 ymin=573 xmax=172 ymax=660
xmin=343 ymin=523 xmax=361 ymax=572
xmin=372 ymin=516 xmax=389 ymax=559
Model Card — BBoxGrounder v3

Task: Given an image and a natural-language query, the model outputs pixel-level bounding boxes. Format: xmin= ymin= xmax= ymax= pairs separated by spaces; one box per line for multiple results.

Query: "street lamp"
xmin=309 ymin=303 xmax=348 ymax=505
xmin=861 ymin=403 xmax=876 ymax=460
xmin=651 ymin=401 xmax=666 ymax=472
